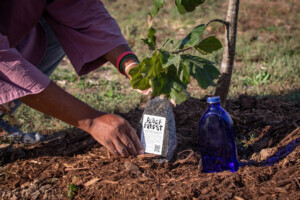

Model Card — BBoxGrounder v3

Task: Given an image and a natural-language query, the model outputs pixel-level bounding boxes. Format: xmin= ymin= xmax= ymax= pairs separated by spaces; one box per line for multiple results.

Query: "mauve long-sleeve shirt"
xmin=0 ymin=0 xmax=128 ymax=104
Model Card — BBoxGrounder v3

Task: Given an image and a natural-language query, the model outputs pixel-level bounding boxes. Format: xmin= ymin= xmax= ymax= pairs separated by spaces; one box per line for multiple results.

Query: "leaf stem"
xmin=172 ymin=47 xmax=192 ymax=55
xmin=205 ymin=19 xmax=229 ymax=27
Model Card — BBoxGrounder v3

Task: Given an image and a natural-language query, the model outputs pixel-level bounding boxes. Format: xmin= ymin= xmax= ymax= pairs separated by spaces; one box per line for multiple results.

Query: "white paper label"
xmin=142 ymin=114 xmax=166 ymax=155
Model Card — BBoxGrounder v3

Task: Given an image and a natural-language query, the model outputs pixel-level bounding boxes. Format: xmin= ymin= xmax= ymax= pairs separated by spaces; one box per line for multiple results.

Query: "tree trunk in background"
xmin=214 ymin=0 xmax=240 ymax=104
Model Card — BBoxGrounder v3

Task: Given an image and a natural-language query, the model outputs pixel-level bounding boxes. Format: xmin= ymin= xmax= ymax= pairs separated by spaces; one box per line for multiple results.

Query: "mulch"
xmin=0 ymin=95 xmax=299 ymax=200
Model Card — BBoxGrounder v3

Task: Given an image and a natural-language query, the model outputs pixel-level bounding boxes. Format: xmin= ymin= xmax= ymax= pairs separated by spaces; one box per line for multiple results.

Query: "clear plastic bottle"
xmin=198 ymin=96 xmax=239 ymax=173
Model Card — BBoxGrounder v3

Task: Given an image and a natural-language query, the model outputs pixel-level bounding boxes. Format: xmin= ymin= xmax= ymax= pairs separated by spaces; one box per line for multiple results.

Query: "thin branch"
xmin=172 ymin=47 xmax=192 ymax=54
xmin=171 ymin=19 xmax=228 ymax=55
xmin=205 ymin=19 xmax=229 ymax=27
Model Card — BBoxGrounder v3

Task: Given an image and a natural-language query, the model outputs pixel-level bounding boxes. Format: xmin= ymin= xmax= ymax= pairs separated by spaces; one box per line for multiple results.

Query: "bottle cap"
xmin=207 ymin=96 xmax=220 ymax=103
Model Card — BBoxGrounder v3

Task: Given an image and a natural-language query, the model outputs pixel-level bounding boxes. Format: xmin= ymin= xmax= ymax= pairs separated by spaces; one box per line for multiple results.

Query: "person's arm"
xmin=39 ymin=2 xmax=146 ymax=155
xmin=1 ymin=39 xmax=144 ymax=156
xmin=19 ymin=44 xmax=145 ymax=157
xmin=20 ymin=80 xmax=144 ymax=156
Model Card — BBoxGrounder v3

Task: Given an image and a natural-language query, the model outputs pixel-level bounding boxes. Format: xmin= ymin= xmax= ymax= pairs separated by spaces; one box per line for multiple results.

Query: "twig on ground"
xmin=174 ymin=149 xmax=196 ymax=165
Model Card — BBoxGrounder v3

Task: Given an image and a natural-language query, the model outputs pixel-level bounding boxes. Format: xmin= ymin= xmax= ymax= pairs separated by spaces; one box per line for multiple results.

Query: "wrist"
xmin=116 ymin=52 xmax=139 ymax=77
xmin=78 ymin=110 xmax=106 ymax=133
xmin=123 ymin=59 xmax=139 ymax=79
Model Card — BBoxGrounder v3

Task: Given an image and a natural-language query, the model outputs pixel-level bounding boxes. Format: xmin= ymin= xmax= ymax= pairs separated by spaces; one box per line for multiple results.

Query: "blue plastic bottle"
xmin=198 ymin=96 xmax=239 ymax=173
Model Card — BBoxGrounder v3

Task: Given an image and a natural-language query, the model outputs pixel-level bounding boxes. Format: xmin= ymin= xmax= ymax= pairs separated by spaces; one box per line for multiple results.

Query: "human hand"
xmin=124 ymin=62 xmax=153 ymax=95
xmin=19 ymin=81 xmax=144 ymax=156
xmin=89 ymin=113 xmax=144 ymax=156
xmin=124 ymin=60 xmax=176 ymax=105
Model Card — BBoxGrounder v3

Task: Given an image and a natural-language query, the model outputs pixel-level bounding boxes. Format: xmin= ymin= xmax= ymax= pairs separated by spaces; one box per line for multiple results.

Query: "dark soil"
xmin=1 ymin=95 xmax=299 ymax=200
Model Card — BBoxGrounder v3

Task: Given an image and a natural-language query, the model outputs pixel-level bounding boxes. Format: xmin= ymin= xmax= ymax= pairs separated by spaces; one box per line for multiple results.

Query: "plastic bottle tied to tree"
xmin=198 ymin=96 xmax=239 ymax=173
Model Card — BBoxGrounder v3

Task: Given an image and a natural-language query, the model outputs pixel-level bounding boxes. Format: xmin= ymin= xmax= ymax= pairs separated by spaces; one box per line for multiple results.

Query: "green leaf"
xmin=129 ymin=68 xmax=151 ymax=90
xmin=150 ymin=65 xmax=189 ymax=104
xmin=141 ymin=27 xmax=157 ymax=50
xmin=175 ymin=0 xmax=205 ymax=14
xmin=159 ymin=49 xmax=180 ymax=69
xmin=179 ymin=24 xmax=206 ymax=49
xmin=142 ymin=38 xmax=156 ymax=50
xmin=178 ymin=60 xmax=190 ymax=84
xmin=150 ymin=73 xmax=171 ymax=97
xmin=194 ymin=36 xmax=223 ymax=54
xmin=129 ymin=51 xmax=162 ymax=90
xmin=68 ymin=184 xmax=78 ymax=199
xmin=170 ymin=81 xmax=190 ymax=104
xmin=181 ymin=54 xmax=220 ymax=89
xmin=153 ymin=0 xmax=165 ymax=16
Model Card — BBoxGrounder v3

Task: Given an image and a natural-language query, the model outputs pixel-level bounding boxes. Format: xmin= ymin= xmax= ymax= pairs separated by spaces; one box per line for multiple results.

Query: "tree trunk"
xmin=214 ymin=0 xmax=240 ymax=104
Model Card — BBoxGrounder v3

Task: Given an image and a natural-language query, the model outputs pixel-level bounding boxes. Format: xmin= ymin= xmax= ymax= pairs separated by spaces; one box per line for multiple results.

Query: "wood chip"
xmin=278 ymin=127 xmax=299 ymax=146
xmin=84 ymin=178 xmax=101 ymax=187
xmin=124 ymin=161 xmax=142 ymax=175
xmin=274 ymin=187 xmax=288 ymax=193
xmin=234 ymin=196 xmax=244 ymax=200
xmin=65 ymin=167 xmax=89 ymax=171
xmin=276 ymin=178 xmax=292 ymax=186
xmin=139 ymin=164 xmax=152 ymax=169
xmin=102 ymin=180 xmax=118 ymax=184
xmin=294 ymin=177 xmax=300 ymax=188
xmin=0 ymin=144 xmax=12 ymax=152
xmin=137 ymin=154 xmax=160 ymax=159
xmin=30 ymin=160 xmax=41 ymax=164
xmin=20 ymin=182 xmax=30 ymax=189
xmin=201 ymin=188 xmax=210 ymax=195
xmin=63 ymin=163 xmax=75 ymax=168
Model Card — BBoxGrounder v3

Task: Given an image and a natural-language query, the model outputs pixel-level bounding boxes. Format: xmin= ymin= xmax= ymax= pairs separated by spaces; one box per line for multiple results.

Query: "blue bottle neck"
xmin=208 ymin=102 xmax=221 ymax=108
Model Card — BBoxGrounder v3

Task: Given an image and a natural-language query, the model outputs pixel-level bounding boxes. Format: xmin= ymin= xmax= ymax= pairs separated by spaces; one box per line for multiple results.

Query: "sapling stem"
xmin=214 ymin=0 xmax=240 ymax=104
